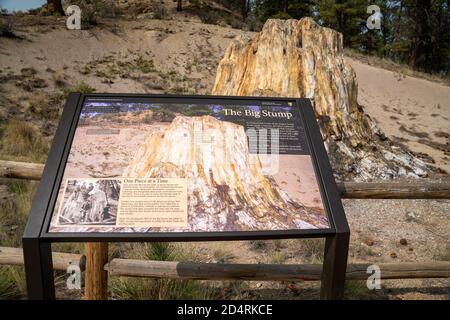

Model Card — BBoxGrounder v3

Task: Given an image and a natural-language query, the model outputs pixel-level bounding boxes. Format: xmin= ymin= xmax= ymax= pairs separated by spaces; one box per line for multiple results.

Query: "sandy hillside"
xmin=347 ymin=58 xmax=450 ymax=173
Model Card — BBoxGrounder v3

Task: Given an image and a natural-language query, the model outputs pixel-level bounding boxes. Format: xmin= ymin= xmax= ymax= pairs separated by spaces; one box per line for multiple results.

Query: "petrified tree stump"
xmin=212 ymin=18 xmax=431 ymax=180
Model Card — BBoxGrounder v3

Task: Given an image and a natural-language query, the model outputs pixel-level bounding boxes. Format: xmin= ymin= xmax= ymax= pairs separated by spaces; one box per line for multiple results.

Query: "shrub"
xmin=245 ymin=14 xmax=263 ymax=32
xmin=298 ymin=239 xmax=325 ymax=263
xmin=27 ymin=93 xmax=62 ymax=120
xmin=52 ymin=71 xmax=66 ymax=87
xmin=108 ymin=243 xmax=217 ymax=300
xmin=134 ymin=56 xmax=155 ymax=73
xmin=0 ymin=180 xmax=39 ymax=299
xmin=225 ymin=16 xmax=244 ymax=29
xmin=64 ymin=0 xmax=121 ymax=28
xmin=74 ymin=81 xmax=95 ymax=93
xmin=199 ymin=10 xmax=220 ymax=25
xmin=63 ymin=81 xmax=96 ymax=96
xmin=0 ymin=16 xmax=15 ymax=38
xmin=270 ymin=12 xmax=292 ymax=20
xmin=151 ymin=1 xmax=169 ymax=20
xmin=0 ymin=266 xmax=25 ymax=299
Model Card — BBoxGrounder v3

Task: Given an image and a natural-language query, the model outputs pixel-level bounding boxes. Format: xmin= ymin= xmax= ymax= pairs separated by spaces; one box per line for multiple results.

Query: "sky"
xmin=0 ymin=0 xmax=46 ymax=12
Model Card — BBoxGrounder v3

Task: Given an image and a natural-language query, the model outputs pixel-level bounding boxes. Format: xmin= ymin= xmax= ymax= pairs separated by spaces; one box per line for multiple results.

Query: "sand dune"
xmin=347 ymin=58 xmax=450 ymax=173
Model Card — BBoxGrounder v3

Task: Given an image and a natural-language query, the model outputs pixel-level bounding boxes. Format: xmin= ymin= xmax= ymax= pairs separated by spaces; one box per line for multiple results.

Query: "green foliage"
xmin=145 ymin=243 xmax=176 ymax=261
xmin=317 ymin=0 xmax=367 ymax=47
xmin=249 ymin=0 xmax=449 ymax=75
xmin=270 ymin=12 xmax=292 ymax=20
xmin=254 ymin=0 xmax=313 ymax=21
xmin=199 ymin=9 xmax=220 ymax=24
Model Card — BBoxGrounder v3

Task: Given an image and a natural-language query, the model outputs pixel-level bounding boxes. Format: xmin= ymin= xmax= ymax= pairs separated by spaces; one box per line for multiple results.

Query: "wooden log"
xmin=0 ymin=160 xmax=44 ymax=180
xmin=0 ymin=246 xmax=86 ymax=271
xmin=105 ymin=259 xmax=450 ymax=281
xmin=1 ymin=160 xmax=449 ymax=199
xmin=84 ymin=243 xmax=109 ymax=300
xmin=337 ymin=180 xmax=450 ymax=199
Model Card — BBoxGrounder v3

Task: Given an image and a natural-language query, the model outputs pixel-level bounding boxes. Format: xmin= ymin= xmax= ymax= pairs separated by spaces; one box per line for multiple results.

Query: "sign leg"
xmin=84 ymin=242 xmax=109 ymax=300
xmin=23 ymin=239 xmax=55 ymax=300
xmin=320 ymin=233 xmax=349 ymax=299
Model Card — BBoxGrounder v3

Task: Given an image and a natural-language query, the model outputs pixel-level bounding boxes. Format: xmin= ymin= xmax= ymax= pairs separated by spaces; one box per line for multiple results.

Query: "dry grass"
xmin=298 ymin=239 xmax=325 ymax=263
xmin=0 ymin=16 xmax=18 ymax=38
xmin=63 ymin=81 xmax=96 ymax=96
xmin=26 ymin=93 xmax=62 ymax=121
xmin=0 ymin=180 xmax=39 ymax=299
xmin=0 ymin=266 xmax=25 ymax=299
xmin=344 ymin=280 xmax=382 ymax=300
xmin=0 ymin=119 xmax=49 ymax=162
xmin=108 ymin=243 xmax=217 ymax=300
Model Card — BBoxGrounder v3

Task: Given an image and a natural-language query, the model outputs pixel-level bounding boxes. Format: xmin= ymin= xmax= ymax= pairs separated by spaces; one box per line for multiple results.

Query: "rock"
xmin=405 ymin=211 xmax=418 ymax=222
xmin=362 ymin=236 xmax=374 ymax=246
xmin=212 ymin=18 xmax=432 ymax=180
xmin=20 ymin=67 xmax=37 ymax=77
xmin=400 ymin=238 xmax=408 ymax=246
xmin=390 ymin=252 xmax=398 ymax=259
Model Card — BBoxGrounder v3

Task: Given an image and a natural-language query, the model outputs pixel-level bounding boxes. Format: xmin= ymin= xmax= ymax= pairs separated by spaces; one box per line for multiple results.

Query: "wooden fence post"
xmin=85 ymin=242 xmax=108 ymax=300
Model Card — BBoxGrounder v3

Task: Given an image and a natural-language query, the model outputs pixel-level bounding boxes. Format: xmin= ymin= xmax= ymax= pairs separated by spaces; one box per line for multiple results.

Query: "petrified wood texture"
xmin=212 ymin=18 xmax=431 ymax=180
xmin=123 ymin=115 xmax=328 ymax=231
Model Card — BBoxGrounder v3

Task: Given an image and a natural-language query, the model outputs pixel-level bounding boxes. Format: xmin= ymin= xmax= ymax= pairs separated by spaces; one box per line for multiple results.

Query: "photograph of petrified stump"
xmin=123 ymin=115 xmax=329 ymax=231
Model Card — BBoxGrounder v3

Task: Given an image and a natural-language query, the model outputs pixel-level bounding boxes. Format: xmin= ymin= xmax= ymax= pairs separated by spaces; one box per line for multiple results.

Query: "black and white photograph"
xmin=57 ymin=179 xmax=121 ymax=226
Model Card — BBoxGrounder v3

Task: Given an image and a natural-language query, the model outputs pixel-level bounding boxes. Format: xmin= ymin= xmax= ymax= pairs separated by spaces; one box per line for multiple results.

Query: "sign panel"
xmin=46 ymin=95 xmax=332 ymax=235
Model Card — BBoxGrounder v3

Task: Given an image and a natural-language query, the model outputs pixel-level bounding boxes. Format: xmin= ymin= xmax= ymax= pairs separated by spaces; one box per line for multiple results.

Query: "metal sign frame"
xmin=23 ymin=93 xmax=350 ymax=300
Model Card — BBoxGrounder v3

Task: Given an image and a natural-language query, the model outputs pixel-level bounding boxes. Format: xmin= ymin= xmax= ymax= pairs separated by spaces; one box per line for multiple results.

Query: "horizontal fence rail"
xmin=0 ymin=246 xmax=86 ymax=272
xmin=1 ymin=160 xmax=450 ymax=199
xmin=104 ymin=259 xmax=450 ymax=281
xmin=1 ymin=246 xmax=449 ymax=281
xmin=0 ymin=160 xmax=44 ymax=181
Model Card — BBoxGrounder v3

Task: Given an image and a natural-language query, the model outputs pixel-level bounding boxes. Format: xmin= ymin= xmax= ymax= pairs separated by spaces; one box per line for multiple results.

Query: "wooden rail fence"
xmin=0 ymin=246 xmax=85 ymax=271
xmin=1 ymin=246 xmax=449 ymax=281
xmin=2 ymin=160 xmax=450 ymax=199
xmin=105 ymin=259 xmax=450 ymax=281
xmin=1 ymin=160 xmax=449 ymax=300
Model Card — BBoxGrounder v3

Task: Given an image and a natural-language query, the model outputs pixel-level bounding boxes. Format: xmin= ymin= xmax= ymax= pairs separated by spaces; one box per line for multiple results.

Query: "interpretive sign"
xmin=23 ymin=93 xmax=349 ymax=300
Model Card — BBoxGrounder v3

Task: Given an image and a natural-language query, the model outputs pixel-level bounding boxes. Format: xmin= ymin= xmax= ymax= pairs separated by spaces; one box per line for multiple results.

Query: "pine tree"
xmin=317 ymin=0 xmax=367 ymax=47
xmin=47 ymin=0 xmax=64 ymax=15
